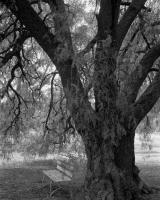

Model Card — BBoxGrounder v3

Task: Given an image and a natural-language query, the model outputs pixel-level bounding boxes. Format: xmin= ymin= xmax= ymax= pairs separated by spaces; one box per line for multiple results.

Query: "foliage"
xmin=0 ymin=0 xmax=95 ymax=157
xmin=0 ymin=0 xmax=160 ymax=158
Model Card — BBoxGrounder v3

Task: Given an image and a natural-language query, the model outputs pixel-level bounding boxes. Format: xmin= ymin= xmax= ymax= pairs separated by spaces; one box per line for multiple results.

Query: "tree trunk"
xmin=83 ymin=127 xmax=145 ymax=200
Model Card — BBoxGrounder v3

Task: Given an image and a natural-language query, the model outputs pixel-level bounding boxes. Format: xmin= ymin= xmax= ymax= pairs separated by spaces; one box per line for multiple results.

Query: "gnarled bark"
xmin=83 ymin=126 xmax=147 ymax=200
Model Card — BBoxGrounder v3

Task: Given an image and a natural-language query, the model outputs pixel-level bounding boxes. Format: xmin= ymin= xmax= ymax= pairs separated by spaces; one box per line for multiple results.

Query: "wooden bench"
xmin=56 ymin=159 xmax=74 ymax=180
xmin=42 ymin=158 xmax=85 ymax=198
xmin=43 ymin=159 xmax=75 ymax=183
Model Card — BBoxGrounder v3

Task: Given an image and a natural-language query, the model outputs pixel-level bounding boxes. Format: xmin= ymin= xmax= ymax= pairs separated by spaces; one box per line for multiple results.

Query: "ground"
xmin=0 ymin=159 xmax=160 ymax=200
xmin=0 ymin=133 xmax=160 ymax=200
xmin=0 ymin=157 xmax=85 ymax=200
xmin=0 ymin=159 xmax=57 ymax=200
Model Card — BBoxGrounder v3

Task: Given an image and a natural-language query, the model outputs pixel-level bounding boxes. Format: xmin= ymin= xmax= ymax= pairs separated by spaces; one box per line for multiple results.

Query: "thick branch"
xmin=121 ymin=1 xmax=151 ymax=11
xmin=1 ymin=0 xmax=76 ymax=90
xmin=117 ymin=0 xmax=147 ymax=51
xmin=97 ymin=0 xmax=121 ymax=40
xmin=6 ymin=0 xmax=60 ymax=53
xmin=1 ymin=0 xmax=96 ymax=136
xmin=133 ymin=72 xmax=160 ymax=126
xmin=122 ymin=43 xmax=160 ymax=104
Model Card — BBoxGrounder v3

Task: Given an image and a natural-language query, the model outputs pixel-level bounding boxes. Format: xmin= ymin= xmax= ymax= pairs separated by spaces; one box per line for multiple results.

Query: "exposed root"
xmin=84 ymin=164 xmax=160 ymax=200
xmin=151 ymin=185 xmax=160 ymax=192
xmin=138 ymin=178 xmax=160 ymax=194
xmin=142 ymin=183 xmax=160 ymax=194
xmin=132 ymin=165 xmax=160 ymax=196
xmin=138 ymin=180 xmax=153 ymax=194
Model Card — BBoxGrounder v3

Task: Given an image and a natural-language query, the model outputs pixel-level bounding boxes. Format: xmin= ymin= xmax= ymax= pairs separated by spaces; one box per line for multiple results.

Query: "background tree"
xmin=1 ymin=0 xmax=160 ymax=199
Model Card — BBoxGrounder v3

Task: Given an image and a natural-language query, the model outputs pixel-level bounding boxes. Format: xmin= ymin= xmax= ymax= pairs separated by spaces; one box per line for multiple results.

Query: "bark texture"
xmin=83 ymin=128 xmax=148 ymax=200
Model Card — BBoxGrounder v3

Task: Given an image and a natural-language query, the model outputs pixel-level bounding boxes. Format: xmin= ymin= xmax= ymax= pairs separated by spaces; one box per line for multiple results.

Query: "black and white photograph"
xmin=0 ymin=0 xmax=160 ymax=199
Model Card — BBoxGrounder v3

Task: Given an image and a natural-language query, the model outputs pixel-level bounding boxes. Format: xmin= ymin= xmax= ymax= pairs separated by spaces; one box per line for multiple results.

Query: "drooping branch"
xmin=0 ymin=30 xmax=30 ymax=68
xmin=122 ymin=43 xmax=160 ymax=104
xmin=2 ymin=55 xmax=26 ymax=104
xmin=133 ymin=72 xmax=160 ymax=126
xmin=0 ymin=18 xmax=18 ymax=42
xmin=1 ymin=0 xmax=60 ymax=55
xmin=1 ymin=0 xmax=76 ymax=90
xmin=44 ymin=72 xmax=58 ymax=132
xmin=1 ymin=59 xmax=27 ymax=136
xmin=117 ymin=0 xmax=147 ymax=51
xmin=1 ymin=0 xmax=96 ymax=136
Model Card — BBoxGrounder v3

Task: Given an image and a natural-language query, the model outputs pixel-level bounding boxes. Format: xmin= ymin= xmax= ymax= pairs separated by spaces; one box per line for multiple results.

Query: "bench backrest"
xmin=57 ymin=159 xmax=74 ymax=179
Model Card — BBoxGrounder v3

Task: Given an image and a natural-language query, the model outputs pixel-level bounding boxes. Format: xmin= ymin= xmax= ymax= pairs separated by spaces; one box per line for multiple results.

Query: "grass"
xmin=1 ymin=133 xmax=160 ymax=200
xmin=0 ymin=155 xmax=86 ymax=200
xmin=0 ymin=157 xmax=160 ymax=200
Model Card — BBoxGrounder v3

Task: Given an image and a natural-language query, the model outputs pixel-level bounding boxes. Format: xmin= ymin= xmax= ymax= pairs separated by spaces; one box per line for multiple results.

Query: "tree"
xmin=0 ymin=0 xmax=160 ymax=199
